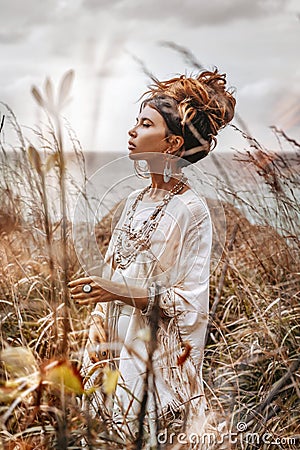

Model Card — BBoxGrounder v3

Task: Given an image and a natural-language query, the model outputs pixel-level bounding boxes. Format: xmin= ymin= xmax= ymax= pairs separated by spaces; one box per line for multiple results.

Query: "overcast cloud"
xmin=0 ymin=0 xmax=299 ymax=152
xmin=82 ymin=0 xmax=288 ymax=25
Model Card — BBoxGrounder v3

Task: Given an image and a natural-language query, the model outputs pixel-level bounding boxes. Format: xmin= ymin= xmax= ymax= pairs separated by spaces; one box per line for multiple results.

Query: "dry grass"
xmin=0 ymin=74 xmax=299 ymax=449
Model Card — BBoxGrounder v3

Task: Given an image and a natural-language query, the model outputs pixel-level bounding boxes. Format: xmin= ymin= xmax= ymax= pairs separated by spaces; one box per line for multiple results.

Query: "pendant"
xmin=119 ymin=232 xmax=135 ymax=257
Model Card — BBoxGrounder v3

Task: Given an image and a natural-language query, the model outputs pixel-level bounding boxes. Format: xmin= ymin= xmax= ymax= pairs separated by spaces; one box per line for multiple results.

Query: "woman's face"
xmin=128 ymin=105 xmax=169 ymax=160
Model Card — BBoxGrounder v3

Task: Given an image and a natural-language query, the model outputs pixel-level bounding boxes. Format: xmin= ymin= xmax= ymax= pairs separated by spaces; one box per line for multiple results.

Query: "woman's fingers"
xmin=71 ymin=290 xmax=102 ymax=306
xmin=70 ymin=286 xmax=112 ymax=305
xmin=88 ymin=343 xmax=108 ymax=363
xmin=74 ymin=288 xmax=101 ymax=297
xmin=73 ymin=297 xmax=93 ymax=305
xmin=68 ymin=277 xmax=95 ymax=288
xmin=68 ymin=280 xmax=99 ymax=297
xmin=73 ymin=295 xmax=105 ymax=305
xmin=68 ymin=276 xmax=114 ymax=303
xmin=68 ymin=277 xmax=94 ymax=293
xmin=87 ymin=330 xmax=107 ymax=363
xmin=68 ymin=276 xmax=119 ymax=305
xmin=68 ymin=276 xmax=110 ymax=294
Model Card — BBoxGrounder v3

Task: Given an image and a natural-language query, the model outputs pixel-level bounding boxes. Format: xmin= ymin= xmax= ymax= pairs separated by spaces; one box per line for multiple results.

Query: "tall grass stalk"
xmin=31 ymin=71 xmax=75 ymax=357
xmin=0 ymin=64 xmax=299 ymax=449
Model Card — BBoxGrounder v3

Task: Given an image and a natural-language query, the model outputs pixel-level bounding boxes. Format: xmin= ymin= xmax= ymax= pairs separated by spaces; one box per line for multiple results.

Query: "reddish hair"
xmin=142 ymin=70 xmax=236 ymax=163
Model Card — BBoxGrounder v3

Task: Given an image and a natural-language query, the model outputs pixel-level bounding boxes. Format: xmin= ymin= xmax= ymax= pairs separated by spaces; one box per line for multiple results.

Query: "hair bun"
xmin=145 ymin=69 xmax=236 ymax=163
xmin=193 ymin=70 xmax=236 ymax=133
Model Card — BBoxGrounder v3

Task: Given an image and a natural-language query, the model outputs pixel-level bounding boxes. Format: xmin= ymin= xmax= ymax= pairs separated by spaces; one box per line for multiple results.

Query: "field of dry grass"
xmin=0 ymin=73 xmax=299 ymax=449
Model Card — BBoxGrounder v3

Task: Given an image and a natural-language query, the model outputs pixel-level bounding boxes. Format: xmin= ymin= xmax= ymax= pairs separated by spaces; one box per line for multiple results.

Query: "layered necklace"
xmin=114 ymin=175 xmax=187 ymax=270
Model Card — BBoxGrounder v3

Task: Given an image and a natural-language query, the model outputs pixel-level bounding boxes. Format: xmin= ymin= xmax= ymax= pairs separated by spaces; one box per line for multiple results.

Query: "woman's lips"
xmin=128 ymin=141 xmax=136 ymax=151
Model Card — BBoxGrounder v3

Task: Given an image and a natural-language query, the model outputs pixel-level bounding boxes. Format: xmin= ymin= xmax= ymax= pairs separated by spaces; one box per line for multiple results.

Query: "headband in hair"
xmin=142 ymin=94 xmax=211 ymax=163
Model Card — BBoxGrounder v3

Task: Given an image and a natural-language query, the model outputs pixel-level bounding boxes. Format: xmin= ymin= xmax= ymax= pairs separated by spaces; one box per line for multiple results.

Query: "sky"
xmin=0 ymin=0 xmax=299 ymax=154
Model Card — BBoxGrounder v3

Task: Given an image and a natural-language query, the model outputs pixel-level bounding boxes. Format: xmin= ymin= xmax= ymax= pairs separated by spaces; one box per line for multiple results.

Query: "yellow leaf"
xmin=44 ymin=360 xmax=84 ymax=395
xmin=102 ymin=367 xmax=119 ymax=395
xmin=1 ymin=347 xmax=38 ymax=377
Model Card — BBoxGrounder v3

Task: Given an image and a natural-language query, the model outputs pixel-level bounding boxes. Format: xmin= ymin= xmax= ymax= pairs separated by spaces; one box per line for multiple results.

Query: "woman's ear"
xmin=166 ymin=135 xmax=184 ymax=155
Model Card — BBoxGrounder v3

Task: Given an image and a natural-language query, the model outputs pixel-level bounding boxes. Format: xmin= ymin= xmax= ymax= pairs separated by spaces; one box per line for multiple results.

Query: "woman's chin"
xmin=128 ymin=151 xmax=137 ymax=160
xmin=128 ymin=151 xmax=144 ymax=160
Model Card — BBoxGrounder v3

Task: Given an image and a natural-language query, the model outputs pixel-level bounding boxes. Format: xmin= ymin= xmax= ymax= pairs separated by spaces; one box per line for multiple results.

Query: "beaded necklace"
xmin=114 ymin=175 xmax=187 ymax=270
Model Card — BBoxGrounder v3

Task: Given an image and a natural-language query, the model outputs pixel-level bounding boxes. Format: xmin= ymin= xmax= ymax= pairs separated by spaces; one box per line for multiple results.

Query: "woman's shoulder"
xmin=120 ymin=189 xmax=143 ymax=208
xmin=128 ymin=188 xmax=143 ymax=199
xmin=175 ymin=189 xmax=210 ymax=220
xmin=126 ymin=187 xmax=210 ymax=223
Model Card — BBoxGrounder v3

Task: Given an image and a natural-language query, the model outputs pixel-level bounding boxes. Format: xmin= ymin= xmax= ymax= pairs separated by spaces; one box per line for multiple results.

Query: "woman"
xmin=69 ymin=69 xmax=235 ymax=439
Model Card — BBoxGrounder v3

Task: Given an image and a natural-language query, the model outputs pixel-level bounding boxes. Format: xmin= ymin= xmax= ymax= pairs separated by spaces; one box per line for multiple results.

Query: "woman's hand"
xmin=86 ymin=311 xmax=108 ymax=364
xmin=68 ymin=276 xmax=148 ymax=310
xmin=68 ymin=276 xmax=115 ymax=305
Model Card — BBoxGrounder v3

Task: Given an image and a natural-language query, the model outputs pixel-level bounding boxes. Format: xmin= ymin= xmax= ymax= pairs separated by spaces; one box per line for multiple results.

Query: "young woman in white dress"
xmin=69 ymin=69 xmax=235 ymax=439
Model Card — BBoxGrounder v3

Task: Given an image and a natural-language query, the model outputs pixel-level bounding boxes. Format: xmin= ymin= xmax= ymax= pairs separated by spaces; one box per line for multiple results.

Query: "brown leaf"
xmin=177 ymin=342 xmax=192 ymax=366
xmin=31 ymin=86 xmax=44 ymax=107
xmin=6 ymin=439 xmax=35 ymax=449
xmin=58 ymin=69 xmax=74 ymax=108
xmin=27 ymin=145 xmax=42 ymax=176
xmin=45 ymin=152 xmax=59 ymax=173
xmin=45 ymin=77 xmax=54 ymax=110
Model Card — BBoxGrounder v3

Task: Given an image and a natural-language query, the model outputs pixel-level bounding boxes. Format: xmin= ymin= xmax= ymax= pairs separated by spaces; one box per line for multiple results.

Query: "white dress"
xmin=84 ymin=187 xmax=212 ymax=434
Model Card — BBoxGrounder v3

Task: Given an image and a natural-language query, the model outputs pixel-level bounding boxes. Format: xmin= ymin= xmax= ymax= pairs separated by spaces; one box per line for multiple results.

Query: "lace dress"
xmin=83 ymin=188 xmax=212 ymax=435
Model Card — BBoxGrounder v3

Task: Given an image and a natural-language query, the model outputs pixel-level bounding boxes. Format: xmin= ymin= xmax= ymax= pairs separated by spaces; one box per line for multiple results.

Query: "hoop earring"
xmin=163 ymin=152 xmax=172 ymax=183
xmin=134 ymin=160 xmax=150 ymax=179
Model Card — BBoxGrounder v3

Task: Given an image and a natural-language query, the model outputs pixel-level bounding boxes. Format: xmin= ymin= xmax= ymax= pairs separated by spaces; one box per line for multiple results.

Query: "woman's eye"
xmin=142 ymin=123 xmax=151 ymax=127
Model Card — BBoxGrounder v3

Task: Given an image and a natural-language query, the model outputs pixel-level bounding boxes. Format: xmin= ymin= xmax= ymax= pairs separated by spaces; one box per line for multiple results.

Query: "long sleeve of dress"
xmin=158 ymin=197 xmax=212 ymax=367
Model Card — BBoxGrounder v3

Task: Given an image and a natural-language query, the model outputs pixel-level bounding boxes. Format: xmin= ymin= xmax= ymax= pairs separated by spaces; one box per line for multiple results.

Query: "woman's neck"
xmin=150 ymin=172 xmax=180 ymax=190
xmin=147 ymin=171 xmax=189 ymax=200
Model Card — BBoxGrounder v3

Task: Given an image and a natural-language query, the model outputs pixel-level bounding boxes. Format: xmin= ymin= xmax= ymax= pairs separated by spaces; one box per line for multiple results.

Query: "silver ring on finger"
xmin=82 ymin=284 xmax=92 ymax=293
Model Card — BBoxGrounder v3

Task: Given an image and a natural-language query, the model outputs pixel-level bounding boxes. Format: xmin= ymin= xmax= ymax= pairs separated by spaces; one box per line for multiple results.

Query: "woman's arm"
xmin=68 ymin=276 xmax=148 ymax=311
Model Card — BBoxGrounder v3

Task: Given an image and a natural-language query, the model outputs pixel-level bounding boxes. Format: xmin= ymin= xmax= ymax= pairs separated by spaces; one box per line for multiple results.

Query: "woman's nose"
xmin=128 ymin=127 xmax=137 ymax=138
